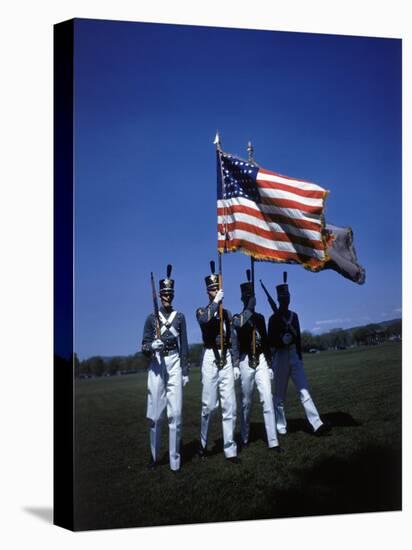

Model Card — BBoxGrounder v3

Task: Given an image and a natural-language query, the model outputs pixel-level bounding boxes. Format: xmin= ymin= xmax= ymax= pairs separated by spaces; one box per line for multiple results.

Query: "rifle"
xmin=247 ymin=267 xmax=258 ymax=369
xmin=211 ymin=259 xmax=226 ymax=368
xmin=260 ymin=279 xmax=278 ymax=314
xmin=150 ymin=272 xmax=161 ymax=340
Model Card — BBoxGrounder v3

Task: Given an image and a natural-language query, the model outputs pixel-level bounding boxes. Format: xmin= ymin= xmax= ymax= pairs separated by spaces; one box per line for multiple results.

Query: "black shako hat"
xmin=276 ymin=271 xmax=290 ymax=299
xmin=159 ymin=264 xmax=174 ymax=295
xmin=205 ymin=260 xmax=219 ymax=290
xmin=240 ymin=268 xmax=253 ymax=298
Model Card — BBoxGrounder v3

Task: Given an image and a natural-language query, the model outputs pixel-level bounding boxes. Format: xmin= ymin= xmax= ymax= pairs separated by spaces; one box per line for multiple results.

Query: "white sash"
xmin=158 ymin=310 xmax=179 ymax=338
xmin=281 ymin=311 xmax=297 ymax=337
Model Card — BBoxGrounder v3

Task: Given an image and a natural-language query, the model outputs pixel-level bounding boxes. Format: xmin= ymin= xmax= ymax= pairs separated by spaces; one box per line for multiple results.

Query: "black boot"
xmin=313 ymin=423 xmax=331 ymax=437
xmin=197 ymin=444 xmax=207 ymax=459
xmin=226 ymin=456 xmax=241 ymax=464
xmin=147 ymin=457 xmax=157 ymax=470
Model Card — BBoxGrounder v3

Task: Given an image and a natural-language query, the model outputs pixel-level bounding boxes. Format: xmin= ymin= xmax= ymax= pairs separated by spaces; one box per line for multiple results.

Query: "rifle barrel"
xmin=150 ymin=272 xmax=161 ymax=338
xmin=260 ymin=279 xmax=278 ymax=313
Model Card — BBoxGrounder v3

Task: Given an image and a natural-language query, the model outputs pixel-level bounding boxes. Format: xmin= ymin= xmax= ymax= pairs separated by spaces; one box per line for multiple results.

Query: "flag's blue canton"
xmin=218 ymin=154 xmax=260 ymax=201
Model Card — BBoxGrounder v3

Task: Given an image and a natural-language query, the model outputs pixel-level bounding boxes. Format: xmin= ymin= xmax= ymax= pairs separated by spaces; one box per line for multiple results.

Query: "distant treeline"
xmin=74 ymin=319 xmax=401 ymax=379
xmin=75 ymin=344 xmax=204 ymax=379
xmin=301 ymin=319 xmax=401 ymax=352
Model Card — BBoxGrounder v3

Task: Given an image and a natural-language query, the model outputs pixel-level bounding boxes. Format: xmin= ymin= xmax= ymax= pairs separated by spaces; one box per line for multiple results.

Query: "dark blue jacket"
xmin=267 ymin=309 xmax=302 ymax=359
xmin=233 ymin=308 xmax=271 ymax=365
xmin=196 ymin=300 xmax=239 ymax=367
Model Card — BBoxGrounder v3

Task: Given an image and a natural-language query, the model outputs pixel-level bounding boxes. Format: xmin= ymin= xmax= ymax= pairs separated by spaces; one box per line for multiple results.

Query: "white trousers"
xmin=200 ymin=349 xmax=237 ymax=458
xmin=146 ymin=352 xmax=182 ymax=470
xmin=272 ymin=347 xmax=323 ymax=433
xmin=239 ymin=353 xmax=279 ymax=448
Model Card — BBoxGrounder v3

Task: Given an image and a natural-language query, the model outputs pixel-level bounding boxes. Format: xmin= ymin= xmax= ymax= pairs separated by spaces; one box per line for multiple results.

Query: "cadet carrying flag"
xmin=217 ymin=150 xmax=329 ymax=271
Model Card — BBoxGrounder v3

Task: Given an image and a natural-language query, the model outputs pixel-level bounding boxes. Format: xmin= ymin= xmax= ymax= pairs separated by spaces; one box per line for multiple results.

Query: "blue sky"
xmin=73 ymin=18 xmax=401 ymax=359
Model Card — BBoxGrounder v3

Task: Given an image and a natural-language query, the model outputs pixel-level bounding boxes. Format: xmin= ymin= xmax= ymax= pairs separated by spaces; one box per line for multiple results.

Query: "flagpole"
xmin=215 ymin=131 xmax=225 ymax=364
xmin=251 ymin=256 xmax=257 ymax=360
xmin=247 ymin=141 xmax=257 ymax=364
xmin=218 ymin=252 xmax=224 ymax=363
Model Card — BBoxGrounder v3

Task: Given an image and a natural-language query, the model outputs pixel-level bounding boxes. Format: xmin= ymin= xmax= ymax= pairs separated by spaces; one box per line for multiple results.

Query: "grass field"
xmin=74 ymin=342 xmax=401 ymax=531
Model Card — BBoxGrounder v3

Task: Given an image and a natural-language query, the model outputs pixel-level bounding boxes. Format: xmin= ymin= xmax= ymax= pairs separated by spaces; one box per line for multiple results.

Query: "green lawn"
xmin=74 ymin=342 xmax=401 ymax=530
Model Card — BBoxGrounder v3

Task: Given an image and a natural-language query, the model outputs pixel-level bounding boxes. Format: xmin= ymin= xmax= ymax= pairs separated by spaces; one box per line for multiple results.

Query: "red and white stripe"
xmin=217 ymin=167 xmax=329 ymax=269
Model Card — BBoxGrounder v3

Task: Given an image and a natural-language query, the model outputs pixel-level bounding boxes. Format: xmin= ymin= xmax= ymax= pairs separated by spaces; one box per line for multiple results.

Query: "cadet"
xmin=141 ymin=265 xmax=189 ymax=471
xmin=232 ymin=273 xmax=281 ymax=452
xmin=196 ymin=261 xmax=240 ymax=462
xmin=267 ymin=273 xmax=327 ymax=436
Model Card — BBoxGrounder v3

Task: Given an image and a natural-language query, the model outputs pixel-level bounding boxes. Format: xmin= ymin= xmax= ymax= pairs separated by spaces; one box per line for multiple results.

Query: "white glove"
xmin=182 ymin=375 xmax=189 ymax=387
xmin=151 ymin=339 xmax=164 ymax=352
xmin=268 ymin=368 xmax=274 ymax=381
xmin=213 ymin=289 xmax=224 ymax=304
xmin=233 ymin=366 xmax=240 ymax=380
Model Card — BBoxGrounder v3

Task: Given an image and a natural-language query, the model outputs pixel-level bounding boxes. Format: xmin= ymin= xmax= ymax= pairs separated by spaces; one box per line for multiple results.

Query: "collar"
xmin=160 ymin=306 xmax=174 ymax=315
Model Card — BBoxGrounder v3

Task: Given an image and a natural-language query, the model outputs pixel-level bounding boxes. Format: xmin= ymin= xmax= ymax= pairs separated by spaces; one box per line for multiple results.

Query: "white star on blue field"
xmin=220 ymin=155 xmax=260 ymax=201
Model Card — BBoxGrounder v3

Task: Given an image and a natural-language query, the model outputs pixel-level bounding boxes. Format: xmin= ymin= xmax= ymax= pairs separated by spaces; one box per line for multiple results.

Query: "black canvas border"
xmin=53 ymin=18 xmax=75 ymax=531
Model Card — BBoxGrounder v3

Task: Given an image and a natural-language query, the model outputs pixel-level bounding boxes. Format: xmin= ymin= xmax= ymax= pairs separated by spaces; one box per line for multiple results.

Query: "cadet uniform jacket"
xmin=196 ymin=301 xmax=239 ymax=367
xmin=232 ymin=309 xmax=271 ymax=365
xmin=141 ymin=306 xmax=189 ymax=375
xmin=267 ymin=309 xmax=302 ymax=359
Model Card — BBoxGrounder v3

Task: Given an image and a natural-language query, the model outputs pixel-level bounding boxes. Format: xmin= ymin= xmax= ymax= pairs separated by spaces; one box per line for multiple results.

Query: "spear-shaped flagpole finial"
xmin=247 ymin=140 xmax=254 ymax=162
xmin=213 ymin=130 xmax=221 ymax=150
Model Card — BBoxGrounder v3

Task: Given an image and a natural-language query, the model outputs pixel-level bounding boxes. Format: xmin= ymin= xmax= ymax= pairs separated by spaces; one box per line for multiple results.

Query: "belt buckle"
xmin=248 ymin=354 xmax=259 ymax=369
xmin=218 ymin=356 xmax=227 ymax=369
xmin=214 ymin=349 xmax=227 ymax=369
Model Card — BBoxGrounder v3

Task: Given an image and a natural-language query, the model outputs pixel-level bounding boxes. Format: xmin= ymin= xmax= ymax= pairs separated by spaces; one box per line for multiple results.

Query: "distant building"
xmin=365 ymin=329 xmax=385 ymax=345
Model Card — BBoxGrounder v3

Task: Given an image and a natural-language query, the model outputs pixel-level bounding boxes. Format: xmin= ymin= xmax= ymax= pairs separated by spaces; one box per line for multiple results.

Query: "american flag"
xmin=217 ymin=151 xmax=329 ymax=271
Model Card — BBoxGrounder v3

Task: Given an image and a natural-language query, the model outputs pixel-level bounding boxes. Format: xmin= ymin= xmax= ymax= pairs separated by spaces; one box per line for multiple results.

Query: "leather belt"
xmin=162 ymin=348 xmax=178 ymax=356
xmin=274 ymin=344 xmax=296 ymax=351
xmin=204 ymin=343 xmax=231 ymax=350
xmin=240 ymin=346 xmax=263 ymax=355
xmin=204 ymin=345 xmax=229 ymax=369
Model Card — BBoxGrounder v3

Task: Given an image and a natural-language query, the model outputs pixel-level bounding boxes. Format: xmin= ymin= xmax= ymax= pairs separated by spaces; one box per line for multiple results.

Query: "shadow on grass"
xmin=163 ymin=438 xmax=226 ymax=464
xmin=262 ymin=444 xmax=401 ymax=518
xmin=181 ymin=436 xmax=243 ymax=460
xmin=179 ymin=411 xmax=361 ymax=461
xmin=181 ymin=439 xmax=202 ymax=462
xmin=165 ymin=411 xmax=361 ymax=464
xmin=238 ymin=411 xmax=360 ymax=443
xmin=286 ymin=411 xmax=361 ymax=434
